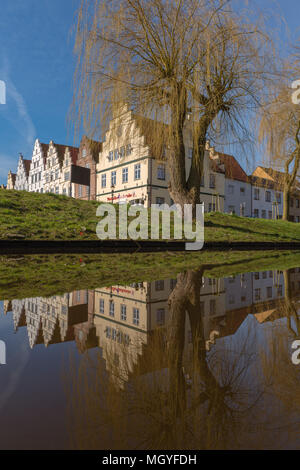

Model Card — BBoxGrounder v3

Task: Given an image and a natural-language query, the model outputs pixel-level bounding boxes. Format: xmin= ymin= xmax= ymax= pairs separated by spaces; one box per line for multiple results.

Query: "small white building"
xmin=14 ymin=154 xmax=31 ymax=191
xmin=28 ymin=139 xmax=49 ymax=193
xmin=43 ymin=141 xmax=79 ymax=196
xmin=251 ymin=168 xmax=283 ymax=219
xmin=59 ymin=146 xmax=79 ymax=196
xmin=214 ymin=153 xmax=252 ymax=217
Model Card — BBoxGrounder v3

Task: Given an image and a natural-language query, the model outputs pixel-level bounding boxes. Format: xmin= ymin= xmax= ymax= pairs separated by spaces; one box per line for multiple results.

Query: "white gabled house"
xmin=14 ymin=154 xmax=31 ymax=191
xmin=28 ymin=139 xmax=49 ymax=193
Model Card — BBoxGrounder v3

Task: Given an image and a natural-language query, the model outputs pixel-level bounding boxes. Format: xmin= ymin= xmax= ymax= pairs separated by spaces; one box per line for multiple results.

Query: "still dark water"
xmin=0 ymin=261 xmax=300 ymax=449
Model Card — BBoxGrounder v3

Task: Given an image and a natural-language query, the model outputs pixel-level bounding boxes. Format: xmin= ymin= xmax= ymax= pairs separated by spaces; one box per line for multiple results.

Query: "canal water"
xmin=0 ymin=260 xmax=299 ymax=449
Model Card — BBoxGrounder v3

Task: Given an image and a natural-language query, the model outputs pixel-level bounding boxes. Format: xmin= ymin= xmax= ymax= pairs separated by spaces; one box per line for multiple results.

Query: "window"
xmin=111 ymin=171 xmax=116 ymax=186
xmin=254 ymin=188 xmax=260 ymax=200
xmin=267 ymin=286 xmax=272 ymax=298
xmin=82 ymin=148 xmax=87 ymax=158
xmin=55 ymin=186 xmax=59 ymax=194
xmin=114 ymin=149 xmax=119 ymax=160
xmin=156 ymin=197 xmax=165 ymax=206
xmin=101 ymin=174 xmax=106 ymax=188
xmin=78 ymin=185 xmax=82 ymax=197
xmin=120 ymin=146 xmax=125 ymax=158
xmin=209 ymin=174 xmax=216 ymax=189
xmin=99 ymin=299 xmax=104 ymax=314
xmin=276 ymin=192 xmax=281 ymax=203
xmin=122 ymin=167 xmax=128 ymax=183
xmin=210 ymin=300 xmax=216 ymax=314
xmin=254 ymin=272 xmax=260 ymax=280
xmin=265 ymin=191 xmax=271 ymax=202
xmin=133 ymin=307 xmax=140 ymax=326
xmin=262 ymin=271 xmax=267 ymax=279
xmin=109 ymin=300 xmax=115 ymax=317
xmin=277 ymin=285 xmax=283 ymax=296
xmin=200 ymin=175 xmax=204 ymax=187
xmin=156 ymin=308 xmax=165 ymax=325
xmin=254 ymin=288 xmax=261 ymax=301
xmin=261 ymin=210 xmax=266 ymax=219
xmin=228 ymin=205 xmax=235 ymax=214
xmin=121 ymin=304 xmax=127 ymax=321
xmin=290 ymin=198 xmax=294 ymax=208
xmin=228 ymin=185 xmax=234 ymax=195
xmin=240 ymin=187 xmax=245 ymax=193
xmin=157 ymin=164 xmax=166 ymax=180
xmin=254 ymin=209 xmax=259 ymax=218
xmin=188 ymin=147 xmax=193 ymax=159
xmin=126 ymin=144 xmax=132 ymax=156
xmin=229 ymin=294 xmax=235 ymax=305
xmin=86 ymin=186 xmax=90 ymax=197
xmin=134 ymin=163 xmax=141 ymax=180
xmin=297 ymin=199 xmax=300 ymax=208
xmin=63 ymin=188 xmax=66 ymax=195
xmin=155 ymin=280 xmax=164 ymax=291
xmin=268 ymin=211 xmax=272 ymax=219
xmin=108 ymin=151 xmax=113 ymax=162
xmin=64 ymin=172 xmax=70 ymax=181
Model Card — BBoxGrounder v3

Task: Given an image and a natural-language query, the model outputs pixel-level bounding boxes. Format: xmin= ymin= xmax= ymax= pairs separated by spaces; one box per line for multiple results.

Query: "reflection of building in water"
xmin=93 ymin=281 xmax=172 ymax=381
xmin=4 ymin=291 xmax=89 ymax=348
xmin=3 ymin=268 xmax=300 ymax=380
xmin=74 ymin=290 xmax=99 ymax=353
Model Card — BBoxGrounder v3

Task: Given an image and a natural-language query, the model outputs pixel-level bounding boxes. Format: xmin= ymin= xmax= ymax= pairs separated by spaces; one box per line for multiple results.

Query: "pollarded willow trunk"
xmin=167 ymin=84 xmax=202 ymax=212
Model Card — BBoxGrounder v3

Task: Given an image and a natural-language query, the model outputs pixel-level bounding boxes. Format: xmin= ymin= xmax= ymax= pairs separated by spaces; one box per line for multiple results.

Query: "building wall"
xmin=6 ymin=171 xmax=16 ymax=190
xmin=14 ymin=156 xmax=29 ymax=191
xmin=59 ymin=148 xmax=75 ymax=197
xmin=96 ymin=108 xmax=225 ymax=211
xmin=289 ymin=194 xmax=300 ymax=222
xmin=251 ymin=183 xmax=283 ymax=219
xmin=28 ymin=140 xmax=47 ymax=193
xmin=43 ymin=141 xmax=63 ymax=195
xmin=74 ymin=137 xmax=101 ymax=201
xmin=224 ymin=178 xmax=252 ymax=217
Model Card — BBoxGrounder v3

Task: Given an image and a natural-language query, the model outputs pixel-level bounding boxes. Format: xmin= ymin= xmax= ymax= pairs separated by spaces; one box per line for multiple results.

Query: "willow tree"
xmin=73 ymin=0 xmax=274 ymax=209
xmin=259 ymin=76 xmax=300 ymax=221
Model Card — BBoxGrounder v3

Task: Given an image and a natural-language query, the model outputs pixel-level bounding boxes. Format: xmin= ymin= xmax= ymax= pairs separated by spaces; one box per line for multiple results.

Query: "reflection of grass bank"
xmin=2 ymin=189 xmax=300 ymax=243
xmin=1 ymin=250 xmax=300 ymax=300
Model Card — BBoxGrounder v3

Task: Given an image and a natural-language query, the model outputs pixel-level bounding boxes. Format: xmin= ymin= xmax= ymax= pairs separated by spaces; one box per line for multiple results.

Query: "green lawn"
xmin=1 ymin=250 xmax=300 ymax=300
xmin=1 ymin=189 xmax=300 ymax=243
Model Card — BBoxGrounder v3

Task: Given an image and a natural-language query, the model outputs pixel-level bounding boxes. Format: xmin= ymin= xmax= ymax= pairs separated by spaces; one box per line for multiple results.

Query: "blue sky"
xmin=0 ymin=0 xmax=299 ymax=185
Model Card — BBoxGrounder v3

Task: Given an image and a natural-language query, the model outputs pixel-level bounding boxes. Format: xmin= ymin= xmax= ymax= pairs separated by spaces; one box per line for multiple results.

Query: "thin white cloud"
xmin=0 ymin=55 xmax=36 ymax=149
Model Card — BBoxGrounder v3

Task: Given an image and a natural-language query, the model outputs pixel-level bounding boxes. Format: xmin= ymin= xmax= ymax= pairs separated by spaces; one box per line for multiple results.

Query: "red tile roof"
xmin=215 ymin=152 xmax=248 ymax=182
xmin=23 ymin=159 xmax=31 ymax=176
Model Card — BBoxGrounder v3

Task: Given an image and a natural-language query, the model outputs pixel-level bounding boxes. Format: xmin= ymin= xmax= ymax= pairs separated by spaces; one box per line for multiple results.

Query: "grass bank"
xmin=1 ymin=189 xmax=300 ymax=244
xmin=1 ymin=250 xmax=300 ymax=300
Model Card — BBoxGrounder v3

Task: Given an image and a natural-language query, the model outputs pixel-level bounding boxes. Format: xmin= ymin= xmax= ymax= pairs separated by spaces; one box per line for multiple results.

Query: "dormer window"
xmin=126 ymin=144 xmax=132 ymax=156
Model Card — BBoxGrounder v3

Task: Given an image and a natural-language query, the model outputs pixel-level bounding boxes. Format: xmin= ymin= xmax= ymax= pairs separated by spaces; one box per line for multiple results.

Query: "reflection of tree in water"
xmin=66 ymin=269 xmax=262 ymax=450
xmin=260 ymin=269 xmax=300 ymax=447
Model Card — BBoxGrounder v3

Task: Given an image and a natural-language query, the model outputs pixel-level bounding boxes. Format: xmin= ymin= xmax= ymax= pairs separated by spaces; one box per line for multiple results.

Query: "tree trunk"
xmin=167 ymin=83 xmax=202 ymax=212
